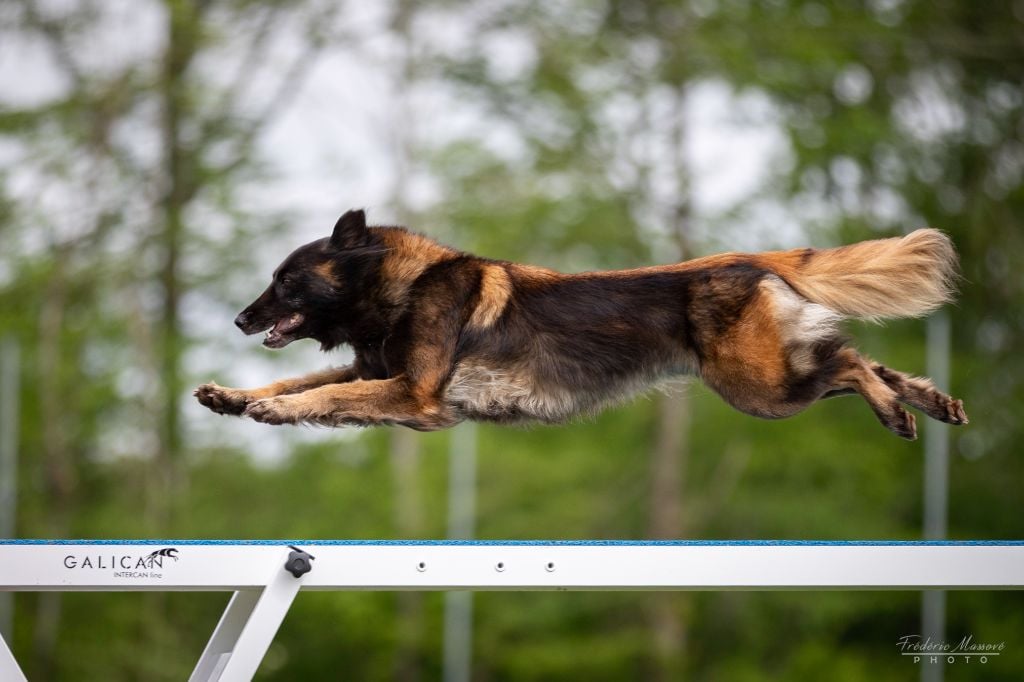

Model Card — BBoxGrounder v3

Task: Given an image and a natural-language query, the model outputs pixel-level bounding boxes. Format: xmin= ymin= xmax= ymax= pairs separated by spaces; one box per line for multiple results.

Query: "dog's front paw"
xmin=194 ymin=382 xmax=250 ymax=416
xmin=243 ymin=397 xmax=297 ymax=425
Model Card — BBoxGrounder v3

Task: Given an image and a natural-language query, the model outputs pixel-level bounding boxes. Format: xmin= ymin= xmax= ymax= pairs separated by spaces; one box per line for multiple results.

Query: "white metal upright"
xmin=0 ymin=628 xmax=27 ymax=682
xmin=190 ymin=547 xmax=308 ymax=682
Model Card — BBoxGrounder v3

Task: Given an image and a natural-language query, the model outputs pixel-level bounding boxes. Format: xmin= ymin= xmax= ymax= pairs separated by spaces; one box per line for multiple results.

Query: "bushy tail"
xmin=759 ymin=229 xmax=959 ymax=322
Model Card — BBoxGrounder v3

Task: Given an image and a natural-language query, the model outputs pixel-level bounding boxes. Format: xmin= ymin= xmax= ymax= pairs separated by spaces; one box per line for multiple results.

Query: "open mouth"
xmin=263 ymin=313 xmax=305 ymax=349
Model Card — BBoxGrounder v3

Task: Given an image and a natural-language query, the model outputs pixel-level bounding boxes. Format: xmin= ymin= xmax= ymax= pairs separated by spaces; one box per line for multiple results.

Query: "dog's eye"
xmin=275 ymin=276 xmax=296 ymax=297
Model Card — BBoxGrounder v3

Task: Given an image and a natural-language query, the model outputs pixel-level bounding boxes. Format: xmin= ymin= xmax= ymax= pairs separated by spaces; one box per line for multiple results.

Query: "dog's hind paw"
xmin=891 ymin=406 xmax=918 ymax=441
xmin=194 ymin=382 xmax=249 ymax=416
xmin=944 ymin=398 xmax=969 ymax=425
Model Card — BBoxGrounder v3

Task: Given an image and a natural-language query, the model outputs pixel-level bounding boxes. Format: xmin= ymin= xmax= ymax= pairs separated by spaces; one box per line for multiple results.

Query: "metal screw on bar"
xmin=416 ymin=561 xmax=427 ymax=572
xmin=285 ymin=546 xmax=315 ymax=578
xmin=545 ymin=561 xmax=555 ymax=572
xmin=495 ymin=561 xmax=505 ymax=572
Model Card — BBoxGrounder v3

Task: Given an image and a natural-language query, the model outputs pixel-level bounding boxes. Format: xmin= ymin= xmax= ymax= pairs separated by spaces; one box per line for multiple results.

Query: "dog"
xmin=194 ymin=209 xmax=968 ymax=439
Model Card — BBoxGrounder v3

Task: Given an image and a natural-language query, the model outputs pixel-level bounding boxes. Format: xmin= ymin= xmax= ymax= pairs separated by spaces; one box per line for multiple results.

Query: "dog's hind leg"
xmin=826 ymin=348 xmax=918 ymax=440
xmin=869 ymin=363 xmax=968 ymax=425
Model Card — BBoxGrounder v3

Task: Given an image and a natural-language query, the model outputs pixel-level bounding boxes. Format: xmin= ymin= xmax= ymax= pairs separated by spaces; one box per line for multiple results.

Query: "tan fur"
xmin=314 ymin=262 xmax=338 ymax=285
xmin=256 ymin=366 xmax=359 ymax=399
xmin=758 ymin=229 xmax=958 ymax=322
xmin=378 ymin=228 xmax=458 ymax=304
xmin=246 ymin=377 xmax=457 ymax=430
xmin=561 ymin=254 xmax=746 ymax=279
xmin=700 ymin=284 xmax=794 ymax=418
xmin=509 ymin=263 xmax=560 ymax=283
xmin=468 ymin=264 xmax=512 ymax=328
xmin=195 ymin=366 xmax=359 ymax=415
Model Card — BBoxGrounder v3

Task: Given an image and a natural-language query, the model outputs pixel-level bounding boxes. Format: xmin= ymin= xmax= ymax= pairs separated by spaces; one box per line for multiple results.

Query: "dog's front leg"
xmin=244 ymin=377 xmax=459 ymax=431
xmin=244 ymin=272 xmax=472 ymax=430
xmin=195 ymin=366 xmax=359 ymax=416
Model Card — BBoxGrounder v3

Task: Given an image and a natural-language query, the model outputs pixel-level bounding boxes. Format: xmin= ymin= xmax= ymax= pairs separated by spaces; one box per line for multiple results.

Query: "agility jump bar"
xmin=2 ymin=540 xmax=1023 ymax=682
xmin=3 ymin=539 xmax=1024 ymax=591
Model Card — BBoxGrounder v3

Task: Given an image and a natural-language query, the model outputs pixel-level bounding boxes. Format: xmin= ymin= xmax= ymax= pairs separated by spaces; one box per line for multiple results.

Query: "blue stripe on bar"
xmin=1 ymin=539 xmax=1022 ymax=546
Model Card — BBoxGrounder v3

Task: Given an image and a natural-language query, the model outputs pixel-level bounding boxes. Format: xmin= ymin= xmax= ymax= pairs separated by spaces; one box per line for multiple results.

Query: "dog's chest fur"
xmin=443 ymin=358 xmax=693 ymax=423
xmin=444 ymin=363 xmax=573 ymax=422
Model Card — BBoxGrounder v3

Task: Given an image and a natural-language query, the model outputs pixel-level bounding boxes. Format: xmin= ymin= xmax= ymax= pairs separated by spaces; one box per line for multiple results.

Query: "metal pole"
xmin=922 ymin=311 xmax=950 ymax=682
xmin=443 ymin=422 xmax=476 ymax=682
xmin=0 ymin=337 xmax=20 ymax=643
xmin=191 ymin=554 xmax=306 ymax=682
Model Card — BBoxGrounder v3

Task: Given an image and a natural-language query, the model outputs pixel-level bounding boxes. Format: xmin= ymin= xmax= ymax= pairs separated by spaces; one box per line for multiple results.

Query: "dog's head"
xmin=234 ymin=209 xmax=381 ymax=350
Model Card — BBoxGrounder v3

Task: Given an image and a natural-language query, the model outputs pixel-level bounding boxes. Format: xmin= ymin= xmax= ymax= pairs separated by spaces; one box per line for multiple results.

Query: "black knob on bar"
xmin=285 ymin=545 xmax=315 ymax=578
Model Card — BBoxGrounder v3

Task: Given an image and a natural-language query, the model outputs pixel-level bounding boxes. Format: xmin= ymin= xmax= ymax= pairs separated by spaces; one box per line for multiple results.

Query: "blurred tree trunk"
xmin=646 ymin=83 xmax=692 ymax=682
xmin=33 ymin=249 xmax=74 ymax=679
xmin=391 ymin=429 xmax=425 ymax=682
xmin=648 ymin=392 xmax=689 ymax=673
xmin=389 ymin=3 xmax=425 ymax=680
xmin=154 ymin=0 xmax=201 ymax=532
xmin=130 ymin=3 xmax=205 ymax=677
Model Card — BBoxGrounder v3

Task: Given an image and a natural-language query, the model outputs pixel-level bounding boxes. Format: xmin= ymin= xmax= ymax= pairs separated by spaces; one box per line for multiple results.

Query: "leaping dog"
xmin=195 ymin=209 xmax=967 ymax=439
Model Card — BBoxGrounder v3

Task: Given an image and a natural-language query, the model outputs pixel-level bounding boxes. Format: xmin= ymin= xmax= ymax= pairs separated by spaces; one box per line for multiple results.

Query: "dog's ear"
xmin=330 ymin=209 xmax=368 ymax=249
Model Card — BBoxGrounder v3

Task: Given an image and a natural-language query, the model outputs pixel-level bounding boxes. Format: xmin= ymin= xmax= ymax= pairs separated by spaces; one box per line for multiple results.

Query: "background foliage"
xmin=1 ymin=0 xmax=1022 ymax=679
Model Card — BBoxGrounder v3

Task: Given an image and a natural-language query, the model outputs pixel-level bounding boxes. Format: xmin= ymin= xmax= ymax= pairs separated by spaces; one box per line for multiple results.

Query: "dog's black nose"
xmin=234 ymin=312 xmax=249 ymax=330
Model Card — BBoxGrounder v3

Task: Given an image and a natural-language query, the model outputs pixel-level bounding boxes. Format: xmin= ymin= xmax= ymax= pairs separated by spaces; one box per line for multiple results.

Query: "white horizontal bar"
xmin=1 ymin=543 xmax=1022 ymax=591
